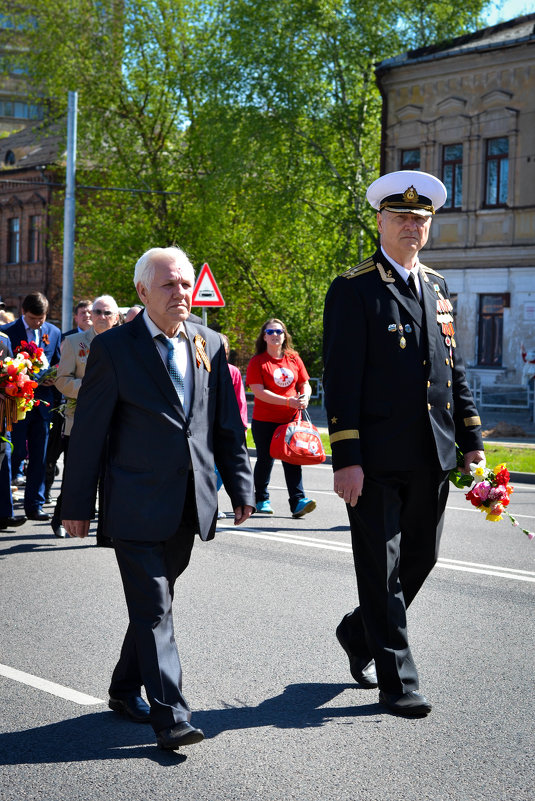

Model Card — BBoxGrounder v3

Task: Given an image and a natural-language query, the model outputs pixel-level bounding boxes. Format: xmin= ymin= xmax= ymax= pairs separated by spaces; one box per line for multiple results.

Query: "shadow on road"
xmin=195 ymin=682 xmax=379 ymax=738
xmin=0 ymin=682 xmax=379 ymax=764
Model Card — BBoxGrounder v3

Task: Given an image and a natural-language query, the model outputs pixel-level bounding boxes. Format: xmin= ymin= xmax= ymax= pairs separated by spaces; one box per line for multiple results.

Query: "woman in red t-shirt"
xmin=246 ymin=318 xmax=316 ymax=518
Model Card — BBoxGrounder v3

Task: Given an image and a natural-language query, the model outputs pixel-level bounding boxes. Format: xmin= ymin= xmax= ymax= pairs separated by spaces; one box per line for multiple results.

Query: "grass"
xmin=245 ymin=430 xmax=535 ymax=473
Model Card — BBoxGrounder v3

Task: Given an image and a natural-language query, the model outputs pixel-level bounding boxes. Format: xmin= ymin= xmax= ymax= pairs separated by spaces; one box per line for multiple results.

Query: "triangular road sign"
xmin=192 ymin=263 xmax=225 ymax=307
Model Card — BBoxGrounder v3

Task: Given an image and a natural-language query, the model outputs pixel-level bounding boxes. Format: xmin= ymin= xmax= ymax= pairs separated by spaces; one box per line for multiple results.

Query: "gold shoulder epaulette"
xmin=341 ymin=257 xmax=376 ymax=279
xmin=420 ymin=263 xmax=445 ymax=280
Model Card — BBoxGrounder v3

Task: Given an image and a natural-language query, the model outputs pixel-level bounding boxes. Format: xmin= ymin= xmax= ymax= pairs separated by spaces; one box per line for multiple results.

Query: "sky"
xmin=483 ymin=0 xmax=533 ymax=25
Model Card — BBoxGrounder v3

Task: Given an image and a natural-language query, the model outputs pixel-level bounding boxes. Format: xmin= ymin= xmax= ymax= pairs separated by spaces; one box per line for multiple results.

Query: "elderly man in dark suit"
xmin=62 ymin=246 xmax=255 ymax=750
xmin=323 ymin=171 xmax=484 ymax=718
xmin=2 ymin=292 xmax=61 ymax=520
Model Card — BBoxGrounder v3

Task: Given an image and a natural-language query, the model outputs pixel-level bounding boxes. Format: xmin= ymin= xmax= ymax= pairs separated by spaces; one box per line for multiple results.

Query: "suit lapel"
xmin=420 ymin=269 xmax=437 ymax=365
xmin=128 ymin=314 xmax=186 ymax=421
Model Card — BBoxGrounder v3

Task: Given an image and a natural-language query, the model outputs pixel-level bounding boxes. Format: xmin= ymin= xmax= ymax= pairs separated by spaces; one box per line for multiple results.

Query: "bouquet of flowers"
xmin=0 ymin=352 xmax=41 ymax=429
xmin=14 ymin=340 xmax=49 ymax=375
xmin=450 ymin=452 xmax=534 ymax=540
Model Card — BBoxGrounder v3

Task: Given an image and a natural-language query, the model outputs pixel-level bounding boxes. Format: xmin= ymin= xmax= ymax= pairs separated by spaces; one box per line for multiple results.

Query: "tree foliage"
xmin=0 ymin=0 xmax=491 ymax=370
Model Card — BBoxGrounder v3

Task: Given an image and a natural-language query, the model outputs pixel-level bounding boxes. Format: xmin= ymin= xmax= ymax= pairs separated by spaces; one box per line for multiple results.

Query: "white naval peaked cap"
xmin=366 ymin=170 xmax=447 ymax=217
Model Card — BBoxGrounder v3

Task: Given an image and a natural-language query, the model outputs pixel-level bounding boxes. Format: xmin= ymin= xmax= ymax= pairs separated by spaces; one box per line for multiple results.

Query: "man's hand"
xmin=333 ymin=465 xmax=364 ymax=507
xmin=62 ymin=519 xmax=90 ymax=538
xmin=233 ymin=505 xmax=255 ymax=526
xmin=462 ymin=450 xmax=485 ymax=475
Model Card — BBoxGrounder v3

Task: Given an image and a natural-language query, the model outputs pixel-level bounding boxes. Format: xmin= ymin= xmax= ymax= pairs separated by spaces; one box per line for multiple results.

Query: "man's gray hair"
xmin=134 ymin=247 xmax=195 ymax=291
xmin=93 ymin=294 xmax=119 ymax=313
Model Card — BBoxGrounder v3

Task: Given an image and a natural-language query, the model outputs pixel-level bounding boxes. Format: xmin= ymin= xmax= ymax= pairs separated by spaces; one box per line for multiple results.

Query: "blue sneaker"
xmin=256 ymin=500 xmax=274 ymax=514
xmin=292 ymin=498 xmax=316 ymax=518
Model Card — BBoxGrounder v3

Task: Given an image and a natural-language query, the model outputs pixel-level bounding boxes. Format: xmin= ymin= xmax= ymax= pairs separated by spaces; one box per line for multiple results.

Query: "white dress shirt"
xmin=142 ymin=310 xmax=193 ymax=417
xmin=381 ymin=246 xmax=422 ymax=298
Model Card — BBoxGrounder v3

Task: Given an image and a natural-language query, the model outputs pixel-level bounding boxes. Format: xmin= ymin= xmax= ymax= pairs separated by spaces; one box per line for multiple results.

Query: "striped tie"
xmin=158 ymin=335 xmax=185 ymax=405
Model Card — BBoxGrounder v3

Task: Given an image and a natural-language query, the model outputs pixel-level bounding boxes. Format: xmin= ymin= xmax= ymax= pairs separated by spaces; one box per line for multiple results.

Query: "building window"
xmin=28 ymin=215 xmax=41 ymax=263
xmin=485 ymin=137 xmax=508 ymax=207
xmin=477 ymin=294 xmax=504 ymax=366
xmin=442 ymin=144 xmax=463 ymax=209
xmin=400 ymin=148 xmax=420 ymax=170
xmin=7 ymin=218 xmax=20 ymax=263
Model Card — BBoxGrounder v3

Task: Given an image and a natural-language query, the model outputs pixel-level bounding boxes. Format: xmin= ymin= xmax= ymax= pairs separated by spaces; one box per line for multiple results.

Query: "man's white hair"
xmin=92 ymin=294 xmax=119 ymax=313
xmin=133 ymin=247 xmax=195 ymax=291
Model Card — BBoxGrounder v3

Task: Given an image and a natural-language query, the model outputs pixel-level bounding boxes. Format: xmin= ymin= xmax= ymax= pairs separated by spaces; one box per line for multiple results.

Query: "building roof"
xmin=0 ymin=121 xmax=64 ymax=172
xmin=376 ymin=13 xmax=535 ymax=75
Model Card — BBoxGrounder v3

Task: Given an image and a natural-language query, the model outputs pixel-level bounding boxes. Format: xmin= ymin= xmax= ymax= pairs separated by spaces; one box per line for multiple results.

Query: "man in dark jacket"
xmin=62 ymin=246 xmax=255 ymax=750
xmin=323 ymin=170 xmax=484 ymax=717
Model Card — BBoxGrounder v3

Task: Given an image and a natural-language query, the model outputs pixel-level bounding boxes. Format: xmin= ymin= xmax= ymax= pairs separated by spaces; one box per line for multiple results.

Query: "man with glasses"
xmin=51 ymin=295 xmax=119 ymax=539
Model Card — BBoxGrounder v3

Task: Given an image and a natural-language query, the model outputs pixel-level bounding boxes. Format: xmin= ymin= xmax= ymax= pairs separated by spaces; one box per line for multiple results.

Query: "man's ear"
xmin=136 ymin=282 xmax=147 ymax=304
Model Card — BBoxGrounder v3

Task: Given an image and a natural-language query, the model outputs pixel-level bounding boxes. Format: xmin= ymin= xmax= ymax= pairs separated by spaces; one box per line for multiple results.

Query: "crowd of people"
xmin=0 ymin=169 xmax=486 ymax=746
xmin=0 ymin=294 xmax=316 ymax=538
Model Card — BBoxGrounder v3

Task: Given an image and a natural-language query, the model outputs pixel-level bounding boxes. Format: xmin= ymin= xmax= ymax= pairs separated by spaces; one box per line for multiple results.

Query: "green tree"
xmin=0 ymin=0 xmax=492 ymax=371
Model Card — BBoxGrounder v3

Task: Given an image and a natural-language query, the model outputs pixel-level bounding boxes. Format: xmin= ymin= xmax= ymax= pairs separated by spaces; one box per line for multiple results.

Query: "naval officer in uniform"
xmin=323 ymin=170 xmax=484 ymax=716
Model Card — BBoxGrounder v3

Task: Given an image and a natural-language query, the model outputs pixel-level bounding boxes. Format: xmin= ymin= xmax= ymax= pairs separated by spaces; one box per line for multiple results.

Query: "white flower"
xmin=469 ymin=463 xmax=489 ymax=482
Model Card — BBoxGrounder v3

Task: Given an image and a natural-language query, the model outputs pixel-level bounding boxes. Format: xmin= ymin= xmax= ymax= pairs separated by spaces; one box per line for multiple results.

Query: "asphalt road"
xmin=1 ymin=460 xmax=534 ymax=801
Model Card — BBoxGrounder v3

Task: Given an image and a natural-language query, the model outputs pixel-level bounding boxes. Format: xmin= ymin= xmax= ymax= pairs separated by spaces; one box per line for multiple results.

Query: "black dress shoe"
xmin=108 ymin=695 xmax=151 ymax=723
xmin=51 ymin=521 xmax=66 ymax=538
xmin=379 ymin=690 xmax=432 ymax=717
xmin=336 ymin=620 xmax=378 ymax=688
xmin=156 ymin=722 xmax=205 ymax=750
xmin=0 ymin=515 xmax=27 ymax=530
xmin=26 ymin=510 xmax=51 ymax=521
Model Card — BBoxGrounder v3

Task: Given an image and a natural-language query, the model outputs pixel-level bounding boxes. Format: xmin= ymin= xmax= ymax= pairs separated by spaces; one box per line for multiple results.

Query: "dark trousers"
xmin=11 ymin=408 xmax=49 ymax=514
xmin=342 ymin=468 xmax=450 ymax=695
xmin=109 ymin=494 xmax=197 ymax=734
xmin=0 ymin=434 xmax=13 ymax=517
xmin=251 ymin=418 xmax=305 ymax=512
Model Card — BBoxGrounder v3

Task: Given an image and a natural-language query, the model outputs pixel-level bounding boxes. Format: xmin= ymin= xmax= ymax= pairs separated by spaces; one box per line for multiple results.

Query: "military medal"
xmin=399 ymin=337 xmax=406 ymax=349
xmin=388 ymin=323 xmax=397 ymax=332
xmin=404 ymin=324 xmax=412 ymax=333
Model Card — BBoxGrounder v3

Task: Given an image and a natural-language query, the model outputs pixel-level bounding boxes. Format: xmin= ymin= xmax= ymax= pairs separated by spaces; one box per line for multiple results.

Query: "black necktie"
xmin=408 ymin=273 xmax=422 ymax=306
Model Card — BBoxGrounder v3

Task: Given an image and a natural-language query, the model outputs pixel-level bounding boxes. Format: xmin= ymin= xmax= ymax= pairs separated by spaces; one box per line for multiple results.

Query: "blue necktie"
xmin=158 ymin=334 xmax=185 ymax=405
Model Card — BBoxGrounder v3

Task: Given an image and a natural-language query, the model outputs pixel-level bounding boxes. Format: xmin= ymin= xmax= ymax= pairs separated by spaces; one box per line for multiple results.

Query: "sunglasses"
xmin=93 ymin=309 xmax=114 ymax=317
xmin=265 ymin=328 xmax=283 ymax=335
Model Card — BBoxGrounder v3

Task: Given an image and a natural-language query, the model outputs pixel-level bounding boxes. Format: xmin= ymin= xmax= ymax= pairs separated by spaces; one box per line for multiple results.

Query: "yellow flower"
xmin=485 ymin=512 xmax=502 ymax=522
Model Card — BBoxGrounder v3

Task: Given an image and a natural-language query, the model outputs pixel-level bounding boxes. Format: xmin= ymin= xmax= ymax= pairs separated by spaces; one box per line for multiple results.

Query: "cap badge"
xmin=403 ymin=186 xmax=419 ymax=203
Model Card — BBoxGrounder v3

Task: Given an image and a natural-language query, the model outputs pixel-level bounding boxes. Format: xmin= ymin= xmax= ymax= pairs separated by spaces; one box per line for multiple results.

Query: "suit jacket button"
xmin=447 ymin=402 xmax=451 ymax=409
xmin=445 ymin=358 xmax=449 ymax=365
xmin=427 ymin=380 xmax=431 ymax=388
xmin=447 ymin=380 xmax=451 ymax=387
xmin=186 ymin=429 xmax=192 ymax=437
xmin=428 ymin=403 xmax=432 ymax=410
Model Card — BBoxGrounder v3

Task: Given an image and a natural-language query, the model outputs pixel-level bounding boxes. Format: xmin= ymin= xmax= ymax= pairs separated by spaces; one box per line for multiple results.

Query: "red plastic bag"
xmin=270 ymin=410 xmax=326 ymax=466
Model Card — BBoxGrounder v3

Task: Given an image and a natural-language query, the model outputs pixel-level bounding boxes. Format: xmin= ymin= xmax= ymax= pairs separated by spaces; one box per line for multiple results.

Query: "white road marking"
xmin=0 ymin=663 xmax=104 ymax=705
xmin=221 ymin=525 xmax=535 ymax=583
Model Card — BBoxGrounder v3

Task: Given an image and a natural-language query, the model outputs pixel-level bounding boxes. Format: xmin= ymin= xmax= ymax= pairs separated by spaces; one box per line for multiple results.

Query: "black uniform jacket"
xmin=323 ymin=249 xmax=483 ymax=473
